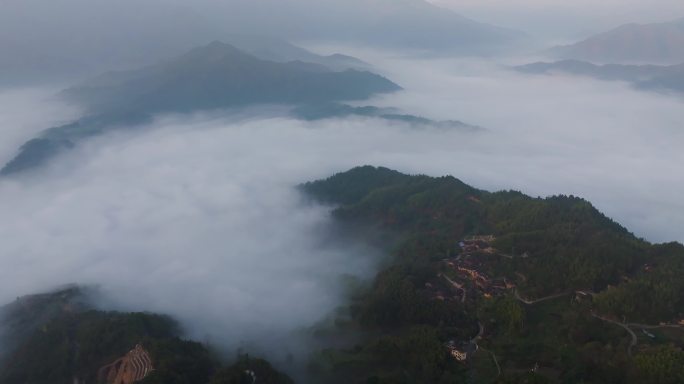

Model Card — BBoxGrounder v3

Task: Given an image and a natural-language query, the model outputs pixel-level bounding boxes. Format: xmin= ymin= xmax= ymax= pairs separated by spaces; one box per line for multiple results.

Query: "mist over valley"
xmin=1 ymin=1 xmax=683 ymax=383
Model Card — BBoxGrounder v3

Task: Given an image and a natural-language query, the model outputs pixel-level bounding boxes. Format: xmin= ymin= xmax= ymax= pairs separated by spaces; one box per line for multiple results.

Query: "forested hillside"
xmin=301 ymin=166 xmax=684 ymax=383
xmin=3 ymin=166 xmax=683 ymax=383
xmin=0 ymin=288 xmax=293 ymax=384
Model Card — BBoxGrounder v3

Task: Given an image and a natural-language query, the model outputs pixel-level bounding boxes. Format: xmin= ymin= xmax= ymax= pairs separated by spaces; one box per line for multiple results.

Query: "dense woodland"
xmin=0 ymin=290 xmax=293 ymax=384
xmin=301 ymin=166 xmax=684 ymax=383
xmin=2 ymin=166 xmax=684 ymax=383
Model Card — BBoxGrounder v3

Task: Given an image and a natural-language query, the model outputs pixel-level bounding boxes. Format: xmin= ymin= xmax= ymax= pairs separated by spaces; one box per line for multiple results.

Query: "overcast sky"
xmin=3 ymin=0 xmax=683 ymax=85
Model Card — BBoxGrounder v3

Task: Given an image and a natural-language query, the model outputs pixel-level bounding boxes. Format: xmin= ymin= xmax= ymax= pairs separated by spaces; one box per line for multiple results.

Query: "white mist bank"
xmin=0 ymin=54 xmax=682 ymax=361
xmin=0 ymin=88 xmax=80 ymax=166
xmin=363 ymin=54 xmax=684 ymax=243
xmin=0 ymin=115 xmax=384 ymax=357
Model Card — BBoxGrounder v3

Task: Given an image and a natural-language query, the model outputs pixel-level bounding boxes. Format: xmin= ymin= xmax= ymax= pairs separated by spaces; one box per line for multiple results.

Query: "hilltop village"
xmin=428 ymin=236 xmax=518 ymax=308
xmin=426 ymin=235 xmax=520 ymax=363
xmin=433 ymin=234 xmax=684 ymax=368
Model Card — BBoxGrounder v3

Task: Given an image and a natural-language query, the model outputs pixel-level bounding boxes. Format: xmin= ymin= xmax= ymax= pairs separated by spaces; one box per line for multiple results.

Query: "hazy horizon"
xmin=3 ymin=0 xmax=683 ymax=86
xmin=431 ymin=0 xmax=684 ymax=42
xmin=1 ymin=1 xmax=683 ymax=381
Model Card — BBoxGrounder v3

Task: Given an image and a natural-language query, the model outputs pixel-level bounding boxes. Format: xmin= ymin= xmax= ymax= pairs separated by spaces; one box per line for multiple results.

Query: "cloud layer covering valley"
xmin=0 ymin=54 xmax=682 ymax=365
xmin=364 ymin=54 xmax=684 ymax=243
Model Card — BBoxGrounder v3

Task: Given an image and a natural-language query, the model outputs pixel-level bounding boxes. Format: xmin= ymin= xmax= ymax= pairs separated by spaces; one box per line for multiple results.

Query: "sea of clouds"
xmin=0 ymin=54 xmax=682 ymax=366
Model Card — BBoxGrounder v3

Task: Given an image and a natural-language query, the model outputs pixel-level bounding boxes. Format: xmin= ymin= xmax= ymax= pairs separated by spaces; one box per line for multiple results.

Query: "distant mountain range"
xmin=292 ymin=103 xmax=481 ymax=131
xmin=60 ymin=41 xmax=398 ymax=116
xmin=548 ymin=17 xmax=684 ymax=64
xmin=0 ymin=0 xmax=527 ymax=85
xmin=306 ymin=0 xmax=528 ymax=54
xmin=221 ymin=35 xmax=370 ymax=71
xmin=1 ymin=42 xmax=400 ymax=175
xmin=515 ymin=59 xmax=684 ymax=94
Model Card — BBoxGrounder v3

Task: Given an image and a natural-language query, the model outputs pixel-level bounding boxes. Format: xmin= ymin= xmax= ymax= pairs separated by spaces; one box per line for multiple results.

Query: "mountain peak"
xmin=178 ymin=40 xmax=256 ymax=64
xmin=1 ymin=42 xmax=400 ymax=175
xmin=202 ymin=40 xmax=243 ymax=53
xmin=549 ymin=17 xmax=684 ymax=64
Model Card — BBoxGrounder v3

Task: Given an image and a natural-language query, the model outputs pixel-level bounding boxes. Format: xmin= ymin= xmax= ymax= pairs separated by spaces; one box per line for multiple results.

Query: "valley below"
xmin=1 ymin=2 xmax=684 ymax=382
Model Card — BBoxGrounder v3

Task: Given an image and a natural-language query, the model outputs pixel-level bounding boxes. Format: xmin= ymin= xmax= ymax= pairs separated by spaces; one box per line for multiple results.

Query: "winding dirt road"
xmin=514 ymin=289 xmax=570 ymax=305
xmin=592 ymin=313 xmax=637 ymax=357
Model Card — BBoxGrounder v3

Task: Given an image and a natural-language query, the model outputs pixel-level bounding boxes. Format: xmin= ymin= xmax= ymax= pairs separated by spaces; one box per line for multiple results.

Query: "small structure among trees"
xmin=98 ymin=344 xmax=154 ymax=384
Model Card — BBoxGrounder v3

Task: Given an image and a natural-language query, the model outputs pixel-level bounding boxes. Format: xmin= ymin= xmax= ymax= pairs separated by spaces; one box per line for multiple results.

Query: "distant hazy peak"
xmin=549 ymin=17 xmax=684 ymax=65
xmin=173 ymin=41 xmax=259 ymax=65
xmin=1 ymin=42 xmax=400 ymax=175
xmin=218 ymin=34 xmax=371 ymax=70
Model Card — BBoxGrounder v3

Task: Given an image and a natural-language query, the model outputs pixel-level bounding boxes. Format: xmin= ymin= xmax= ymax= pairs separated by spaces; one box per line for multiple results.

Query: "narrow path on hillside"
xmin=478 ymin=346 xmax=501 ymax=378
xmin=592 ymin=313 xmax=637 ymax=357
xmin=442 ymin=274 xmax=467 ymax=303
xmin=514 ymin=289 xmax=570 ymax=305
xmin=628 ymin=323 xmax=684 ymax=330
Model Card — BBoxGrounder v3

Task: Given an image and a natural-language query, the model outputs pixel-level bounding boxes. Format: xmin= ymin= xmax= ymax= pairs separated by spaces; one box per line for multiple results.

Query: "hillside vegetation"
xmin=302 ymin=166 xmax=684 ymax=383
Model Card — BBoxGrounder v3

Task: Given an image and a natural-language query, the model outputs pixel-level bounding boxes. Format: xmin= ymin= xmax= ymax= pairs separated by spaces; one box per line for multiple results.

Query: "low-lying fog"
xmin=0 ymin=54 xmax=682 ymax=361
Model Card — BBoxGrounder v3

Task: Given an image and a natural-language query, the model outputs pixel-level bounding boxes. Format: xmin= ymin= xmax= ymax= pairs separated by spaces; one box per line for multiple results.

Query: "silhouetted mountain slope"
xmin=0 ymin=287 xmax=293 ymax=384
xmin=1 ymin=42 xmax=400 ymax=175
xmin=213 ymin=0 xmax=529 ymax=55
xmin=302 ymin=166 xmax=415 ymax=206
xmin=303 ymin=166 xmax=644 ymax=298
xmin=515 ymin=59 xmax=684 ymax=94
xmin=0 ymin=286 xmax=91 ymax=361
xmin=221 ymin=34 xmax=370 ymax=71
xmin=548 ymin=17 xmax=684 ymax=64
xmin=5 ymin=168 xmax=684 ymax=382
xmin=0 ymin=0 xmax=525 ymax=85
xmin=61 ymin=41 xmax=399 ymax=116
xmin=292 ymin=103 xmax=480 ymax=131
xmin=300 ymin=167 xmax=684 ymax=383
